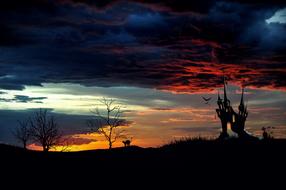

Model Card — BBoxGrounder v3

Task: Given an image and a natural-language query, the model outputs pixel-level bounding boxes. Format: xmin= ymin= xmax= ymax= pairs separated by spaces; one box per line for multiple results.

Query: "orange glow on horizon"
xmin=27 ymin=137 xmax=164 ymax=152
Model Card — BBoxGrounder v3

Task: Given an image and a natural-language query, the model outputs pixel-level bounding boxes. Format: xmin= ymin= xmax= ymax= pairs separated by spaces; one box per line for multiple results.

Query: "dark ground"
xmin=1 ymin=139 xmax=285 ymax=188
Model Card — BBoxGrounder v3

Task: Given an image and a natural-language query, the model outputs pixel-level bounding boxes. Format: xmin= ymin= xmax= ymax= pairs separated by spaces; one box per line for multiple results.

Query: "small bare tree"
xmin=29 ymin=109 xmax=62 ymax=152
xmin=58 ymin=137 xmax=73 ymax=152
xmin=13 ymin=119 xmax=31 ymax=150
xmin=87 ymin=98 xmax=127 ymax=149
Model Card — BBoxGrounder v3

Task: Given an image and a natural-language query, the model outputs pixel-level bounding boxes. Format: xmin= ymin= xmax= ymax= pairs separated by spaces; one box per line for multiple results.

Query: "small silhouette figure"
xmin=202 ymin=97 xmax=212 ymax=105
xmin=122 ymin=138 xmax=132 ymax=147
xmin=262 ymin=127 xmax=275 ymax=140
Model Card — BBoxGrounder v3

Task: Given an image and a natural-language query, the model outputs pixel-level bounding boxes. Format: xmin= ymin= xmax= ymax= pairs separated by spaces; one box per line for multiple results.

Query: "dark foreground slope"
xmin=1 ymin=139 xmax=286 ymax=187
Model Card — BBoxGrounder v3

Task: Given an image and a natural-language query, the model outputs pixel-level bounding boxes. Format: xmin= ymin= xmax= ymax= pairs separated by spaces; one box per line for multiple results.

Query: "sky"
xmin=0 ymin=0 xmax=286 ymax=150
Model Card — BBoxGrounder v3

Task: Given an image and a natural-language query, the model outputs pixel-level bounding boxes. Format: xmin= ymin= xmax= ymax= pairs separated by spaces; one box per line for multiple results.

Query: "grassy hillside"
xmin=1 ymin=139 xmax=285 ymax=187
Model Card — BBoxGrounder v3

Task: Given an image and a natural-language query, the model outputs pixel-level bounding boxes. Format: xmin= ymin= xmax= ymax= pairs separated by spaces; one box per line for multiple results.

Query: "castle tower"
xmin=216 ymin=79 xmax=255 ymax=140
xmin=216 ymin=78 xmax=232 ymax=139
xmin=231 ymin=88 xmax=249 ymax=137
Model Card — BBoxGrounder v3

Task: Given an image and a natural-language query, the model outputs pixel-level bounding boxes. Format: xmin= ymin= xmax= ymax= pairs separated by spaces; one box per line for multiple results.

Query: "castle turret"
xmin=218 ymin=90 xmax=222 ymax=101
xmin=223 ymin=77 xmax=230 ymax=109
xmin=238 ymin=88 xmax=245 ymax=113
xmin=216 ymin=79 xmax=256 ymax=140
xmin=217 ymin=91 xmax=222 ymax=110
xmin=223 ymin=78 xmax=227 ymax=103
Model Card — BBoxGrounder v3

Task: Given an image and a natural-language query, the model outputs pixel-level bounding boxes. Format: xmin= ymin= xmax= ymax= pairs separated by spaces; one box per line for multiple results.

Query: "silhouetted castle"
xmin=216 ymin=78 xmax=256 ymax=140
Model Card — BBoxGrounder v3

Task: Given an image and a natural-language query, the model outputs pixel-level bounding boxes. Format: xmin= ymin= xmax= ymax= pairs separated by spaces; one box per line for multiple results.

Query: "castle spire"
xmin=217 ymin=90 xmax=222 ymax=101
xmin=239 ymin=88 xmax=245 ymax=112
xmin=223 ymin=76 xmax=228 ymax=105
xmin=240 ymin=88 xmax=245 ymax=106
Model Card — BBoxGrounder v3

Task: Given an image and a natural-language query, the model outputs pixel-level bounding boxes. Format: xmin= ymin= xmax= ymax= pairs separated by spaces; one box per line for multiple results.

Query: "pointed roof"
xmin=240 ymin=88 xmax=245 ymax=106
xmin=223 ymin=76 xmax=228 ymax=103
xmin=217 ymin=90 xmax=222 ymax=101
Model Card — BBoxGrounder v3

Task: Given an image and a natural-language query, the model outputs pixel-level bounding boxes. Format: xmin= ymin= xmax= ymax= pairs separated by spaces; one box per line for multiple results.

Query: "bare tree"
xmin=58 ymin=137 xmax=73 ymax=152
xmin=29 ymin=109 xmax=62 ymax=152
xmin=87 ymin=98 xmax=127 ymax=149
xmin=13 ymin=119 xmax=31 ymax=150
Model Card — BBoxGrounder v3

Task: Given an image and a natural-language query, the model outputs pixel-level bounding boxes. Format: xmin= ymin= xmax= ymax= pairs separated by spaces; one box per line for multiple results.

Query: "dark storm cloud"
xmin=0 ymin=0 xmax=285 ymax=93
xmin=69 ymin=0 xmax=215 ymax=14
xmin=69 ymin=0 xmax=286 ymax=13
xmin=13 ymin=95 xmax=47 ymax=103
xmin=0 ymin=95 xmax=47 ymax=103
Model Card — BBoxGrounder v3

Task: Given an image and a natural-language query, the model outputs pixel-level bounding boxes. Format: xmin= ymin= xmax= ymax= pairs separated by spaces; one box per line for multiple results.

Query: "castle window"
xmin=227 ymin=122 xmax=237 ymax=137
xmin=227 ymin=122 xmax=232 ymax=131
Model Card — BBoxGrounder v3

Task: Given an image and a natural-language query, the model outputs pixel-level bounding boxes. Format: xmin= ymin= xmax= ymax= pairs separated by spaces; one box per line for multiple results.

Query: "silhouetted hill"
xmin=0 ymin=143 xmax=26 ymax=153
xmin=1 ymin=139 xmax=285 ymax=188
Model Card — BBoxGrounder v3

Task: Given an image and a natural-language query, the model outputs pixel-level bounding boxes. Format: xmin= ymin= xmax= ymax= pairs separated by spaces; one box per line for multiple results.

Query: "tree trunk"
xmin=23 ymin=141 xmax=27 ymax=150
xmin=109 ymin=141 xmax=112 ymax=149
xmin=43 ymin=144 xmax=49 ymax=152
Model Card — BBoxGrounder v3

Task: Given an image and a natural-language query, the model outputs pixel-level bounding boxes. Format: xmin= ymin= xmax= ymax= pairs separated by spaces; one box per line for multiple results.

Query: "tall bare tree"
xmin=87 ymin=98 xmax=127 ymax=149
xmin=29 ymin=109 xmax=62 ymax=152
xmin=13 ymin=119 xmax=31 ymax=150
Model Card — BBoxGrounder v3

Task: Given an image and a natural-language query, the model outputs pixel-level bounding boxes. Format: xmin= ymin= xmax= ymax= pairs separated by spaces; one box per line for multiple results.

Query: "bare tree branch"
xmin=87 ymin=98 xmax=128 ymax=149
xmin=13 ymin=119 xmax=31 ymax=150
xmin=59 ymin=137 xmax=73 ymax=152
xmin=29 ymin=109 xmax=62 ymax=152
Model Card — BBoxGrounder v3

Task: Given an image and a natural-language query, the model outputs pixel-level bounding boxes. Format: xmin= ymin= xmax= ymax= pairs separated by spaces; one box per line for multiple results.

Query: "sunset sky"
xmin=0 ymin=0 xmax=286 ymax=150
